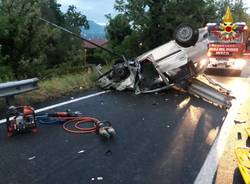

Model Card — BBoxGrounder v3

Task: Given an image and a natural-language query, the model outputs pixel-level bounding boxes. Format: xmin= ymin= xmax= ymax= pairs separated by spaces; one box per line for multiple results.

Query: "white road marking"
xmin=194 ymin=99 xmax=241 ymax=184
xmin=0 ymin=90 xmax=110 ymax=124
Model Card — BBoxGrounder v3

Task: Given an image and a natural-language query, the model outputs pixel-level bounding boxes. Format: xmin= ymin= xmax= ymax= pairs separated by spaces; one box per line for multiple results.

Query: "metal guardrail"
xmin=0 ymin=78 xmax=39 ymax=97
xmin=0 ymin=78 xmax=39 ymax=105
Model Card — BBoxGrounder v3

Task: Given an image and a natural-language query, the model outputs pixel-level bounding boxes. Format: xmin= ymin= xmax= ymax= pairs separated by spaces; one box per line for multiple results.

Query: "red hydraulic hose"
xmin=62 ymin=116 xmax=100 ymax=134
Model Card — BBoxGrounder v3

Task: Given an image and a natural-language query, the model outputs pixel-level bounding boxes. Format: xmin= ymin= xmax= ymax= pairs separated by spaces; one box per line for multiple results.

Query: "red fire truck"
xmin=206 ymin=7 xmax=250 ymax=69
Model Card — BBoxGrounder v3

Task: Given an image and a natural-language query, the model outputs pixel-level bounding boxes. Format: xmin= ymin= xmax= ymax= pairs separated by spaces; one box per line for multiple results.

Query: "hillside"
xmin=81 ymin=20 xmax=106 ymax=39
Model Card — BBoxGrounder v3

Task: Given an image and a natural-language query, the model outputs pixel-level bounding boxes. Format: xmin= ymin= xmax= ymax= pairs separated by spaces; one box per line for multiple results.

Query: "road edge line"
xmin=194 ymin=99 xmax=240 ymax=184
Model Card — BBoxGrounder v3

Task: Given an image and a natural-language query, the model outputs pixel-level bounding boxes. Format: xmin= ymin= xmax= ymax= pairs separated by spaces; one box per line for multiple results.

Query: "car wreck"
xmin=97 ymin=24 xmax=234 ymax=108
xmin=41 ymin=18 xmax=233 ymax=109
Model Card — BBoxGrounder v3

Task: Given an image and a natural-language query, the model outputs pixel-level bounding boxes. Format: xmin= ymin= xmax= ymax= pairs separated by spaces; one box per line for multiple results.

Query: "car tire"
xmin=174 ymin=23 xmax=199 ymax=48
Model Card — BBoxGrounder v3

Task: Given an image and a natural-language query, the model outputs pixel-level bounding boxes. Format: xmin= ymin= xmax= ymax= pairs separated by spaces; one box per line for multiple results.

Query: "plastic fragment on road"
xmin=77 ymin=150 xmax=85 ymax=154
xmin=28 ymin=156 xmax=36 ymax=160
xmin=238 ymin=132 xmax=242 ymax=140
xmin=105 ymin=149 xmax=112 ymax=156
xmin=234 ymin=119 xmax=246 ymax=124
xmin=97 ymin=177 xmax=103 ymax=181
xmin=235 ymin=147 xmax=250 ymax=184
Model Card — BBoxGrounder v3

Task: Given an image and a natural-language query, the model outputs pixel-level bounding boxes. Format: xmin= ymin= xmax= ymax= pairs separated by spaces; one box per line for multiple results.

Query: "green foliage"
xmin=216 ymin=0 xmax=246 ymax=21
xmin=0 ymin=0 xmax=89 ymax=81
xmin=64 ymin=5 xmax=89 ymax=32
xmin=106 ymin=0 xmax=249 ymax=59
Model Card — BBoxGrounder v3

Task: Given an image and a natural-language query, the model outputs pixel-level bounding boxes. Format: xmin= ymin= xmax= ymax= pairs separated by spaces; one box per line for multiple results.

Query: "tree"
xmin=216 ymin=0 xmax=249 ymax=23
xmin=106 ymin=0 xmax=219 ymax=59
xmin=0 ymin=0 xmax=89 ymax=81
xmin=104 ymin=0 xmax=249 ymax=61
xmin=64 ymin=5 xmax=89 ymax=32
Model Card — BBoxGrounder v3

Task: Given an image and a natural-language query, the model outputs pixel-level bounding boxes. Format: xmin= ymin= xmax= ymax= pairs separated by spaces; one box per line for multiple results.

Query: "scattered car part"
xmin=6 ymin=106 xmax=38 ymax=137
xmin=237 ymin=132 xmax=242 ymax=140
xmin=234 ymin=119 xmax=246 ymax=124
xmin=188 ymin=76 xmax=233 ymax=108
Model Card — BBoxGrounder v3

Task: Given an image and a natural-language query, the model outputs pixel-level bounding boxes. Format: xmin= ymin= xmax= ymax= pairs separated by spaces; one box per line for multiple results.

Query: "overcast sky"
xmin=57 ymin=0 xmax=250 ymax=25
xmin=57 ymin=0 xmax=117 ymax=25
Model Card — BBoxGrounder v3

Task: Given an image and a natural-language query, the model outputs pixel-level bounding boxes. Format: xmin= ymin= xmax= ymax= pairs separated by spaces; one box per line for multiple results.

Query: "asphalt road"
xmin=0 ymin=89 xmax=227 ymax=184
xmin=1 ymin=61 xmax=250 ymax=184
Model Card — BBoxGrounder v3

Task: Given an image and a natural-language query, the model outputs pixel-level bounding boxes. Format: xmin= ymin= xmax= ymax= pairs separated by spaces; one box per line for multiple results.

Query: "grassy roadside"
xmin=0 ymin=64 xmax=111 ymax=111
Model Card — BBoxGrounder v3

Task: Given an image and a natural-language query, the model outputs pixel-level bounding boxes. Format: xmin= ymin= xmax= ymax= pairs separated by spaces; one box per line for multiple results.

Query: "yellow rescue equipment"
xmin=235 ymin=147 xmax=250 ymax=184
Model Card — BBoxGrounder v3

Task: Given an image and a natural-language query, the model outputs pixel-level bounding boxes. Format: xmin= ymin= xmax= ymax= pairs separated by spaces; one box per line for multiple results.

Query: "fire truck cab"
xmin=206 ymin=7 xmax=249 ymax=69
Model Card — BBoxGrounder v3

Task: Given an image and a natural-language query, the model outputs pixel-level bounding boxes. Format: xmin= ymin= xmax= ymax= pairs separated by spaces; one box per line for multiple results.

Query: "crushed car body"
xmin=97 ymin=24 xmax=234 ymax=108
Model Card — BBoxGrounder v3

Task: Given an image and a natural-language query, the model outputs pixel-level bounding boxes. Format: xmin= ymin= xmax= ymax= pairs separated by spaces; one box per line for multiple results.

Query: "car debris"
xmin=97 ymin=177 xmax=104 ymax=181
xmin=28 ymin=156 xmax=36 ymax=160
xmin=96 ymin=24 xmax=234 ymax=108
xmin=40 ymin=18 xmax=234 ymax=109
xmin=77 ymin=150 xmax=85 ymax=154
xmin=237 ymin=132 xmax=242 ymax=140
xmin=234 ymin=119 xmax=246 ymax=124
xmin=105 ymin=149 xmax=112 ymax=156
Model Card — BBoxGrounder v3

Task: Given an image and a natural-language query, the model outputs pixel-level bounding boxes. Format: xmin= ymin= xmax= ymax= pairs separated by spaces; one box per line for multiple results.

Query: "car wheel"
xmin=174 ymin=23 xmax=199 ymax=47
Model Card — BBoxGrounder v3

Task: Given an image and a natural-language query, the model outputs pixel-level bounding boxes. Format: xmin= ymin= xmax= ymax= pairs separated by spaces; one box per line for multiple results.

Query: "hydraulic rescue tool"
xmin=6 ymin=106 xmax=38 ymax=137
xmin=5 ymin=106 xmax=115 ymax=139
xmin=37 ymin=109 xmax=116 ymax=139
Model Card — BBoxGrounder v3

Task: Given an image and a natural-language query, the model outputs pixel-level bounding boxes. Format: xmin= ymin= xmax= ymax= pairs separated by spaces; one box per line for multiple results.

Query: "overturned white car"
xmin=97 ymin=24 xmax=233 ymax=108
